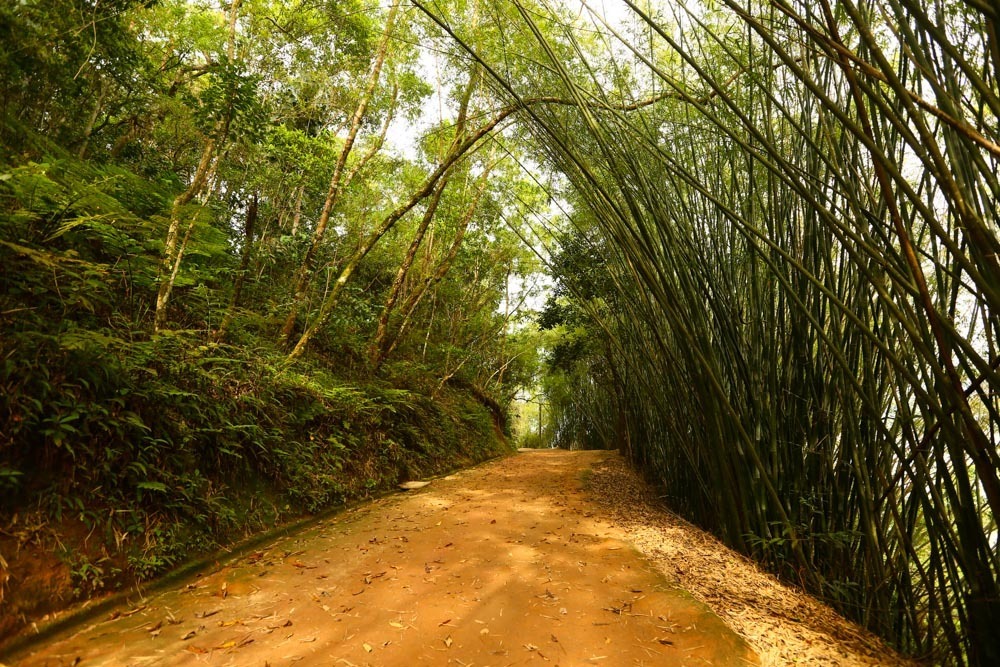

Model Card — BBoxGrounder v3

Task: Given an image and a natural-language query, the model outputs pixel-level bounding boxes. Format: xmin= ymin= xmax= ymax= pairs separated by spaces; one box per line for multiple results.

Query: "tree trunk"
xmin=215 ymin=191 xmax=258 ymax=341
xmin=153 ymin=0 xmax=242 ymax=333
xmin=496 ymin=268 xmax=510 ymax=387
xmin=279 ymin=0 xmax=402 ymax=345
xmin=288 ymin=183 xmax=305 ymax=236
xmin=77 ymin=77 xmax=107 ymax=160
xmin=153 ymin=138 xmax=217 ymax=332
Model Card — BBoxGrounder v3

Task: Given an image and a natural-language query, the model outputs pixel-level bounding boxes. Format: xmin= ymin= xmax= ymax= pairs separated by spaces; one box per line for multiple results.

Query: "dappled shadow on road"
xmin=15 ymin=451 xmax=756 ymax=666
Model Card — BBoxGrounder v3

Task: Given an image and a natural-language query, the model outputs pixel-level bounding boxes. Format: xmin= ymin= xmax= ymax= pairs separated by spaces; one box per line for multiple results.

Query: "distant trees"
xmin=0 ymin=0 xmax=548 ymax=378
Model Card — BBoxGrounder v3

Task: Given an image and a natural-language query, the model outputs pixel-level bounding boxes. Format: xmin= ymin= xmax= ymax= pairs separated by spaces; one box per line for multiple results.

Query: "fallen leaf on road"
xmin=181 ymin=630 xmax=197 ymax=640
xmin=444 ymin=636 xmax=453 ymax=648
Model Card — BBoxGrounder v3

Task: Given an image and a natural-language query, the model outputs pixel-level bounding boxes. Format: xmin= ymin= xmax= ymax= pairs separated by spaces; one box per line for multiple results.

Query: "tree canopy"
xmin=2 ymin=0 xmax=999 ymax=664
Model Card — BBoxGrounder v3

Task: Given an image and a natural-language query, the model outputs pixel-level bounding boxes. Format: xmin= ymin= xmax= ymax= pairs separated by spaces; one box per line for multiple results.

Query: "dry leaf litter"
xmin=586 ymin=454 xmax=917 ymax=667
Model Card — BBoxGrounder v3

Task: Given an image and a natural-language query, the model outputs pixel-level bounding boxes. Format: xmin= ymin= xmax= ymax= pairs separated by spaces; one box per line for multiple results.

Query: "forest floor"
xmin=6 ymin=450 xmax=912 ymax=667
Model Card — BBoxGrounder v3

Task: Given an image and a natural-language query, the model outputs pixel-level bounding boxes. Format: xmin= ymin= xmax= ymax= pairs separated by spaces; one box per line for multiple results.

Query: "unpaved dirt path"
xmin=11 ymin=451 xmax=756 ymax=666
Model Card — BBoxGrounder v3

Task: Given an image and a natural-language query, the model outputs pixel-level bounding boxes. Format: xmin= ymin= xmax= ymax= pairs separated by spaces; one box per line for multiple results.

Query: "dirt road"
xmin=10 ymin=450 xmax=756 ymax=666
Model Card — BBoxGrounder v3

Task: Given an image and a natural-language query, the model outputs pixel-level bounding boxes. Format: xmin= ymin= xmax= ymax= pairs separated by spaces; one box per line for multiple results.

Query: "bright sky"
xmin=386 ymin=0 xmax=641 ymax=158
xmin=381 ymin=0 xmax=643 ymax=321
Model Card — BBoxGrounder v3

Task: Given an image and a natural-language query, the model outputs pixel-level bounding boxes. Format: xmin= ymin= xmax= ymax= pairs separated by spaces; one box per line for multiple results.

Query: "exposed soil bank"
xmin=0 ymin=390 xmax=509 ymax=647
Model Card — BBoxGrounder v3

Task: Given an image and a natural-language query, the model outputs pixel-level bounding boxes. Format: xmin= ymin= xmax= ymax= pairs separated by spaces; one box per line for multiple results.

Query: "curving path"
xmin=12 ymin=450 xmax=756 ymax=666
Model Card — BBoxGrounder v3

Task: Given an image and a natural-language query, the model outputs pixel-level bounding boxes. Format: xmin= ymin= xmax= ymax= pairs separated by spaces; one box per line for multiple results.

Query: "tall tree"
xmin=153 ymin=0 xmax=244 ymax=332
xmin=278 ymin=0 xmax=403 ymax=345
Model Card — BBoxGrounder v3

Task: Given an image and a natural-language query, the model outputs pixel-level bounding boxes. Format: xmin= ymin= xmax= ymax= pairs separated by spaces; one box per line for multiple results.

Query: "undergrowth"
xmin=0 ymin=142 xmax=512 ymax=641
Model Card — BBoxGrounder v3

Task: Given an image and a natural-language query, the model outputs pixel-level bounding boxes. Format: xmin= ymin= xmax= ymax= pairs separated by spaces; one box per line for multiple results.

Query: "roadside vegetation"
xmin=427 ymin=0 xmax=997 ymax=664
xmin=0 ymin=0 xmax=543 ymax=641
xmin=2 ymin=0 xmax=997 ymax=664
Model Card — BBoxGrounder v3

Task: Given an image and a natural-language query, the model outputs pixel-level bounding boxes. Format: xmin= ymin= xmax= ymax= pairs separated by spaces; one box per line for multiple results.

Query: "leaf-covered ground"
xmin=6 ymin=450 xmax=911 ymax=666
xmin=585 ymin=456 xmax=916 ymax=666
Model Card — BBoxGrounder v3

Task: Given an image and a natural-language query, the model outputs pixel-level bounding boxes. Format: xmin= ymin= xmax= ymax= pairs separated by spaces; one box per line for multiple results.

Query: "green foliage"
xmin=62 ymin=551 xmax=122 ymax=599
xmin=0 ymin=0 xmax=143 ymax=147
xmin=1 ymin=0 xmax=534 ymax=643
xmin=463 ymin=0 xmax=1000 ymax=663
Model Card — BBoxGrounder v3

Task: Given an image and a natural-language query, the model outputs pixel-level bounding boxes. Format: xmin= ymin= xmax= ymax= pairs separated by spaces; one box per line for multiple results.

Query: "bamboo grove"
xmin=2 ymin=0 xmax=998 ymax=661
xmin=418 ymin=0 xmax=1000 ymax=663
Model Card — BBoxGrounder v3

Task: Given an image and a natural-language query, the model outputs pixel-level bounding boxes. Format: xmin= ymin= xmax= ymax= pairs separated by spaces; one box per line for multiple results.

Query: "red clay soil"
xmin=4 ymin=450 xmax=912 ymax=666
